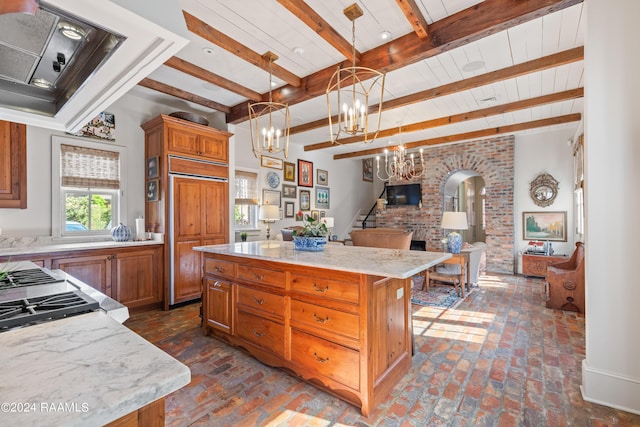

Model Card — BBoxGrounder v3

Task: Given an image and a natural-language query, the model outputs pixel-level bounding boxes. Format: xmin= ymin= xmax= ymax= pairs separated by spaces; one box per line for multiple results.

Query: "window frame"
xmin=51 ymin=135 xmax=127 ymax=240
xmin=234 ymin=167 xmax=259 ymax=231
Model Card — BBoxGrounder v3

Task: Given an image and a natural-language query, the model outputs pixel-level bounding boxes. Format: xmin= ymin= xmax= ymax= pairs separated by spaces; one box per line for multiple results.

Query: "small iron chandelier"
xmin=249 ymin=52 xmax=290 ymax=159
xmin=326 ymin=4 xmax=385 ymax=144
xmin=376 ymin=122 xmax=424 ymax=182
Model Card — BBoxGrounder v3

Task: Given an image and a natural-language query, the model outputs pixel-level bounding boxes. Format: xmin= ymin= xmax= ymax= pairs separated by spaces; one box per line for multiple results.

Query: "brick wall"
xmin=377 ymin=136 xmax=515 ymax=274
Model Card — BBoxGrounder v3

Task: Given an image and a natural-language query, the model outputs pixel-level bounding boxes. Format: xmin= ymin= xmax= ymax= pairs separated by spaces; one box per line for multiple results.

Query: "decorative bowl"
xmin=292 ymin=236 xmax=327 ymax=252
xmin=111 ymin=223 xmax=131 ymax=242
xmin=169 ymin=111 xmax=209 ymax=126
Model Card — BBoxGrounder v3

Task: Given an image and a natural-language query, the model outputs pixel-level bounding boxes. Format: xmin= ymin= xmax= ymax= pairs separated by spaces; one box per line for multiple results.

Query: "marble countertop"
xmin=194 ymin=241 xmax=451 ymax=279
xmin=0 ymin=239 xmax=163 ymax=257
xmin=0 ymin=311 xmax=190 ymax=427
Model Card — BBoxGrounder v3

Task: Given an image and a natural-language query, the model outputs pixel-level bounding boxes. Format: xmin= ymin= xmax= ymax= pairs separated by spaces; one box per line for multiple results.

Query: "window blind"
xmin=234 ymin=170 xmax=258 ymax=205
xmin=61 ymin=144 xmax=120 ymax=189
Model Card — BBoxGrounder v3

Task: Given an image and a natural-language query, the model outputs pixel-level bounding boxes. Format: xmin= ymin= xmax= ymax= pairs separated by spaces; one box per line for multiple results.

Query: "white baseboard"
xmin=581 ymin=359 xmax=640 ymax=415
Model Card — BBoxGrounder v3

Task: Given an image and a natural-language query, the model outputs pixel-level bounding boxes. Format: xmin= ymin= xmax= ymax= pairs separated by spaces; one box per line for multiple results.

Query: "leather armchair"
xmin=546 ymin=242 xmax=585 ymax=314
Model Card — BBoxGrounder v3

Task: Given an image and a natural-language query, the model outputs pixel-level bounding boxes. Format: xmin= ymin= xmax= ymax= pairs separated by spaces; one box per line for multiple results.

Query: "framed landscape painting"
xmin=522 ymin=211 xmax=567 ymax=241
xmin=284 ymin=161 xmax=295 ymax=182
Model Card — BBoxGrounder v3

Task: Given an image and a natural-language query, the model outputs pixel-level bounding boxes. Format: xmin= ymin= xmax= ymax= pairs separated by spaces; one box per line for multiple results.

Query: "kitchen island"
xmin=194 ymin=241 xmax=449 ymax=416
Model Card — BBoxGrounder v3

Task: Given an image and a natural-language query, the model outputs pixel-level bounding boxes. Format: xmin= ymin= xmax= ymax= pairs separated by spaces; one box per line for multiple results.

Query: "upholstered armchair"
xmin=546 ymin=242 xmax=585 ymax=314
xmin=349 ymin=228 xmax=413 ymax=250
xmin=280 ymin=226 xmax=304 ymax=241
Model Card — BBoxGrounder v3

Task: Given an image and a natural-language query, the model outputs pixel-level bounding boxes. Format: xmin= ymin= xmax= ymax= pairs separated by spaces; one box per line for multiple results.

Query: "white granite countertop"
xmin=0 ymin=311 xmax=190 ymax=427
xmin=0 ymin=239 xmax=163 ymax=257
xmin=194 ymin=241 xmax=450 ymax=279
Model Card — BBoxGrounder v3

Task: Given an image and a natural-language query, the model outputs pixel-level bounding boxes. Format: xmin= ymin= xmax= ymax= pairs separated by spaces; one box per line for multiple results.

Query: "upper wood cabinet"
xmin=143 ymin=114 xmax=231 ymax=164
xmin=0 ymin=120 xmax=27 ymax=209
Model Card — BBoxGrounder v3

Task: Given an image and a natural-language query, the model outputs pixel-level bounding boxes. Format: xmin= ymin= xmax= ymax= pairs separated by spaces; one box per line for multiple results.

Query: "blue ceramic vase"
xmin=446 ymin=232 xmax=463 ymax=254
xmin=111 ymin=223 xmax=131 ymax=242
xmin=292 ymin=236 xmax=327 ymax=251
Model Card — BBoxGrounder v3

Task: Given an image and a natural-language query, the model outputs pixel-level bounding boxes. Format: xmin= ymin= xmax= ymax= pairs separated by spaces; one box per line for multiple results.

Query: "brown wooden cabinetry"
xmin=141 ymin=114 xmax=231 ymax=308
xmin=0 ymin=120 xmax=27 ymax=209
xmin=522 ymin=253 xmax=569 ymax=278
xmin=3 ymin=244 xmax=163 ymax=311
xmin=51 ymin=253 xmax=112 ymax=295
xmin=201 ymin=253 xmax=412 ymax=417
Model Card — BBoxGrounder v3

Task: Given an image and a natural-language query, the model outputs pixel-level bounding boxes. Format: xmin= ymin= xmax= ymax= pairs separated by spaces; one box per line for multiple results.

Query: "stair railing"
xmin=361 ymin=186 xmax=387 ymax=229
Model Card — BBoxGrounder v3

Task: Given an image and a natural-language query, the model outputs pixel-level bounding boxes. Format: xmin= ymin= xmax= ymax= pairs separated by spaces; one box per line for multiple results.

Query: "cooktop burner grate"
xmin=0 ymin=291 xmax=99 ymax=331
xmin=0 ymin=268 xmax=65 ymax=290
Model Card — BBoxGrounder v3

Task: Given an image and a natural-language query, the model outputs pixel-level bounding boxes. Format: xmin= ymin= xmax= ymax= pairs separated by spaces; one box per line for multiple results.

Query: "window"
xmin=234 ymin=170 xmax=258 ymax=229
xmin=52 ymin=136 xmax=127 ymax=238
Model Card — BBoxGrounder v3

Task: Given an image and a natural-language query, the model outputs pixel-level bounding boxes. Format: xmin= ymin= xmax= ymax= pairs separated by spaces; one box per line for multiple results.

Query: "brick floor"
xmin=125 ymin=274 xmax=640 ymax=426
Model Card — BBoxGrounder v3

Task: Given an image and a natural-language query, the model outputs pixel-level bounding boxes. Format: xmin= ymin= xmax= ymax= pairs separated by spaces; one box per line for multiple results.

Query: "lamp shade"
xmin=259 ymin=204 xmax=280 ymax=221
xmin=321 ymin=217 xmax=334 ymax=228
xmin=441 ymin=211 xmax=468 ymax=230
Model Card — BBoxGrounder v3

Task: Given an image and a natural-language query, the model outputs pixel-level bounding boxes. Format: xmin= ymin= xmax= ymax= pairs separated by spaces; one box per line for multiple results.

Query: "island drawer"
xmin=204 ymin=258 xmax=235 ymax=280
xmin=236 ymin=310 xmax=285 ymax=357
xmin=237 ymin=285 xmax=284 ymax=319
xmin=290 ymin=274 xmax=359 ymax=304
xmin=290 ymin=299 xmax=359 ymax=344
xmin=290 ymin=329 xmax=360 ymax=391
xmin=237 ymin=265 xmax=286 ymax=288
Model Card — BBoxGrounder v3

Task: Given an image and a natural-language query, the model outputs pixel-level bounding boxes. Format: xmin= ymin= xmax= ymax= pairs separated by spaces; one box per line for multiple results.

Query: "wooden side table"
xmin=522 ymin=253 xmax=569 ymax=278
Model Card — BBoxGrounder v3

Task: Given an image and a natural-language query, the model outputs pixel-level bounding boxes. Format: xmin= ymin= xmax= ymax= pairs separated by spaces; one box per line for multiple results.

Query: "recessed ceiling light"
xmin=31 ymin=78 xmax=54 ymax=89
xmin=58 ymin=22 xmax=85 ymax=40
xmin=292 ymin=46 xmax=305 ymax=55
xmin=202 ymin=47 xmax=215 ymax=55
xmin=462 ymin=60 xmax=486 ymax=72
xmin=379 ymin=30 xmax=392 ymax=40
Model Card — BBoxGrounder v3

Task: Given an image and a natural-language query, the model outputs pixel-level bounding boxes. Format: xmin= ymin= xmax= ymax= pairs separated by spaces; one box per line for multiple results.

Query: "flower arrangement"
xmin=293 ymin=214 xmax=328 ymax=237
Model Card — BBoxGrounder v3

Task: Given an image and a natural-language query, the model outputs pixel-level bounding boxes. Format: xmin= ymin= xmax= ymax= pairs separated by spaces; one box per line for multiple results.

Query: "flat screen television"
xmin=386 ymin=183 xmax=422 ymax=206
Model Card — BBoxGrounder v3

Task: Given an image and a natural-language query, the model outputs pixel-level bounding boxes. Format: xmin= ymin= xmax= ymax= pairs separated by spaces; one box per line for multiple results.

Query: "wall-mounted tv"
xmin=386 ymin=183 xmax=422 ymax=206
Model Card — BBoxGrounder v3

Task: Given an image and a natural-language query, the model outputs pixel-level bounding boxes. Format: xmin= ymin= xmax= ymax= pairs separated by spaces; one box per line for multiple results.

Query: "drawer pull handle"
xmin=313 ymin=313 xmax=329 ymax=323
xmin=253 ymin=297 xmax=265 ymax=305
xmin=254 ymin=273 xmax=264 ymax=281
xmin=253 ymin=329 xmax=265 ymax=337
xmin=313 ymin=283 xmax=329 ymax=293
xmin=212 ymin=281 xmax=221 ymax=288
xmin=215 ymin=266 xmax=224 ymax=273
xmin=313 ymin=352 xmax=329 ymax=363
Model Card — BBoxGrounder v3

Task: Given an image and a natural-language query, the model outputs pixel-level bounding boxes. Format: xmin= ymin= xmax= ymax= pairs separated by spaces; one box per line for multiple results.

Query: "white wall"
xmin=581 ymin=0 xmax=640 ymax=414
xmin=513 ymin=128 xmax=577 ymax=273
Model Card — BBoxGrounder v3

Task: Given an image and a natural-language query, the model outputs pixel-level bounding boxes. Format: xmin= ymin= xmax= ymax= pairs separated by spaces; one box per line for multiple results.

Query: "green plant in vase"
xmin=292 ymin=215 xmax=328 ymax=251
xmin=240 ymin=232 xmax=248 ymax=242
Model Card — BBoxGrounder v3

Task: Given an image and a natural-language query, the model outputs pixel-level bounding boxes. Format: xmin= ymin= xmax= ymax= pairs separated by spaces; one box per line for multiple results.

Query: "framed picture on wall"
xmin=282 ymin=184 xmax=297 ymax=198
xmin=284 ymin=201 xmax=295 ymax=218
xmin=522 ymin=211 xmax=567 ymax=241
xmin=261 ymin=155 xmax=283 ymax=169
xmin=146 ymin=156 xmax=159 ymax=179
xmin=284 ymin=161 xmax=296 ymax=182
xmin=262 ymin=189 xmax=281 ymax=207
xmin=299 ymin=189 xmax=311 ymax=210
xmin=146 ymin=179 xmax=159 ymax=202
xmin=362 ymin=158 xmax=373 ymax=182
xmin=315 ymin=186 xmax=330 ymax=209
xmin=298 ymin=159 xmax=313 ymax=187
xmin=317 ymin=169 xmax=328 ymax=186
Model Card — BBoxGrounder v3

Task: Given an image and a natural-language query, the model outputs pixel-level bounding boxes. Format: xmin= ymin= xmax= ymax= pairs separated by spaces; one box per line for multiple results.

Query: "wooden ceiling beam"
xmin=304 ymin=88 xmax=584 ymax=151
xmin=226 ymin=0 xmax=583 ymax=124
xmin=137 ymin=78 xmax=231 ymax=114
xmin=183 ymin=11 xmax=302 ymax=88
xmin=164 ymin=57 xmax=262 ymax=102
xmin=333 ymin=113 xmax=582 ymax=160
xmin=395 ymin=0 xmax=429 ymax=39
xmin=276 ymin=0 xmax=360 ymax=61
xmin=292 ymin=46 xmax=584 ymax=137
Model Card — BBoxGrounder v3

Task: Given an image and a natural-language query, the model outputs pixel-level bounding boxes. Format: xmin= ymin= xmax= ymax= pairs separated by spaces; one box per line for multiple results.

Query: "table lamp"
xmin=441 ymin=211 xmax=468 ymax=253
xmin=259 ymin=204 xmax=280 ymax=240
xmin=321 ymin=217 xmax=334 ymax=239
